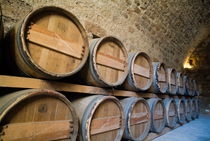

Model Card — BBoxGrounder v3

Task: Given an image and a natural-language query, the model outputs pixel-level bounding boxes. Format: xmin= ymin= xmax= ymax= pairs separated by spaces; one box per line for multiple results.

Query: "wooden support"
xmin=0 ymin=75 xmax=195 ymax=99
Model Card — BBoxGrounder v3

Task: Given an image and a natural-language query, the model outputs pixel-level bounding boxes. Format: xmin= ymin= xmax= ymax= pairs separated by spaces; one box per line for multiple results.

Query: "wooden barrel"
xmin=147 ymin=98 xmax=166 ymax=133
xmin=82 ymin=36 xmax=128 ymax=87
xmin=149 ymin=62 xmax=168 ymax=94
xmin=193 ymin=80 xmax=200 ymax=96
xmin=0 ymin=89 xmax=78 ymax=140
xmin=72 ymin=95 xmax=125 ymax=141
xmin=176 ymin=72 xmax=185 ymax=95
xmin=163 ymin=98 xmax=178 ymax=128
xmin=175 ymin=98 xmax=186 ymax=124
xmin=190 ymin=98 xmax=197 ymax=120
xmin=184 ymin=98 xmax=192 ymax=122
xmin=195 ymin=98 xmax=200 ymax=118
xmin=183 ymin=75 xmax=190 ymax=95
xmin=124 ymin=52 xmax=153 ymax=91
xmin=121 ymin=97 xmax=151 ymax=141
xmin=166 ymin=68 xmax=178 ymax=95
xmin=5 ymin=6 xmax=89 ymax=80
xmin=188 ymin=78 xmax=195 ymax=96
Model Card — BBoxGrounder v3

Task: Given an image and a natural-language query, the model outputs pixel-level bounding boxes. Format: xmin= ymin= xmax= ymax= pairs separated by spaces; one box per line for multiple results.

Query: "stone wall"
xmin=185 ymin=35 xmax=210 ymax=96
xmin=1 ymin=0 xmax=210 ymax=71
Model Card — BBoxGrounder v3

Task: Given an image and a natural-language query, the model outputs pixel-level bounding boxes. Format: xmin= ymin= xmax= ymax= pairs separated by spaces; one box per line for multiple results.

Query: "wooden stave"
xmin=147 ymin=98 xmax=166 ymax=133
xmin=193 ymin=80 xmax=200 ymax=96
xmin=175 ymin=98 xmax=186 ymax=125
xmin=176 ymin=72 xmax=185 ymax=95
xmin=0 ymin=89 xmax=79 ymax=141
xmin=163 ymin=98 xmax=178 ymax=128
xmin=5 ymin=6 xmax=89 ymax=80
xmin=190 ymin=98 xmax=197 ymax=120
xmin=124 ymin=52 xmax=153 ymax=92
xmin=166 ymin=68 xmax=178 ymax=95
xmin=195 ymin=98 xmax=200 ymax=118
xmin=83 ymin=36 xmax=128 ymax=87
xmin=183 ymin=98 xmax=192 ymax=122
xmin=149 ymin=62 xmax=168 ymax=94
xmin=121 ymin=97 xmax=151 ymax=141
xmin=188 ymin=78 xmax=195 ymax=96
xmin=72 ymin=95 xmax=125 ymax=141
xmin=183 ymin=75 xmax=190 ymax=96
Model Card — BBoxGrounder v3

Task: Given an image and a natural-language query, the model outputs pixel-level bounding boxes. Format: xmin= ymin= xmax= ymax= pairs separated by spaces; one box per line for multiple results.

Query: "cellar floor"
xmin=153 ymin=115 xmax=210 ymax=141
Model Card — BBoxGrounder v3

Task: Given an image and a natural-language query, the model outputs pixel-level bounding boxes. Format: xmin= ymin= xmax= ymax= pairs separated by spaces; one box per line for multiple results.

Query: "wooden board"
xmin=0 ymin=75 xmax=197 ymax=99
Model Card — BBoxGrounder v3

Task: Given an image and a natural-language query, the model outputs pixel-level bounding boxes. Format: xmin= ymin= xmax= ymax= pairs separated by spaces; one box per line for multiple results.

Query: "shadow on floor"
xmin=153 ymin=115 xmax=210 ymax=141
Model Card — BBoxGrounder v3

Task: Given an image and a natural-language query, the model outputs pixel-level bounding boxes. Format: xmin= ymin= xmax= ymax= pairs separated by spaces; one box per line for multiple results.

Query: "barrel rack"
xmin=0 ymin=75 xmax=196 ymax=140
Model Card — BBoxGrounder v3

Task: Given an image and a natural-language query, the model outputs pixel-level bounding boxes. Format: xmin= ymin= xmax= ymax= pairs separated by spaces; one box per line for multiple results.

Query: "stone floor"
xmin=153 ymin=115 xmax=210 ymax=141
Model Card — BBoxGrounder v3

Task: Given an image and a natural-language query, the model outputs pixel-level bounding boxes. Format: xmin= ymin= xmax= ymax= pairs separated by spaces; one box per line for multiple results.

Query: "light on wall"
xmin=184 ymin=59 xmax=194 ymax=69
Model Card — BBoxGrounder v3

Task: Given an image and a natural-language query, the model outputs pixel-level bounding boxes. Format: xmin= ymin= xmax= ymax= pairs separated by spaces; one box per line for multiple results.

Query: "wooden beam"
xmin=0 ymin=75 xmax=195 ymax=99
xmin=0 ymin=75 xmax=113 ymax=95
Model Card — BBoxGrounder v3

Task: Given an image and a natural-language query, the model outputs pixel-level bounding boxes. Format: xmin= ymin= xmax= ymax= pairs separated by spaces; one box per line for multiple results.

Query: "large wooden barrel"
xmin=5 ymin=6 xmax=89 ymax=80
xmin=184 ymin=98 xmax=192 ymax=122
xmin=124 ymin=52 xmax=153 ymax=91
xmin=190 ymin=98 xmax=197 ymax=120
xmin=0 ymin=89 xmax=78 ymax=140
xmin=193 ymin=80 xmax=200 ymax=96
xmin=121 ymin=97 xmax=151 ymax=141
xmin=175 ymin=98 xmax=186 ymax=124
xmin=82 ymin=36 xmax=128 ymax=87
xmin=72 ymin=95 xmax=125 ymax=141
xmin=147 ymin=98 xmax=166 ymax=133
xmin=163 ymin=98 xmax=178 ymax=128
xmin=149 ymin=62 xmax=168 ymax=94
xmin=183 ymin=75 xmax=190 ymax=95
xmin=166 ymin=68 xmax=178 ymax=95
xmin=176 ymin=72 xmax=185 ymax=95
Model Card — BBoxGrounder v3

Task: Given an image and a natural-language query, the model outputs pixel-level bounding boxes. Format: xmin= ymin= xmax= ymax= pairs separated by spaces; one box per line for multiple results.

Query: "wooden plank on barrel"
xmin=90 ymin=116 xmax=121 ymax=135
xmin=27 ymin=24 xmax=83 ymax=59
xmin=1 ymin=120 xmax=73 ymax=140
xmin=130 ymin=112 xmax=148 ymax=125
xmin=134 ymin=64 xmax=150 ymax=78
xmin=158 ymin=73 xmax=166 ymax=82
xmin=154 ymin=114 xmax=163 ymax=120
xmin=96 ymin=52 xmax=125 ymax=71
